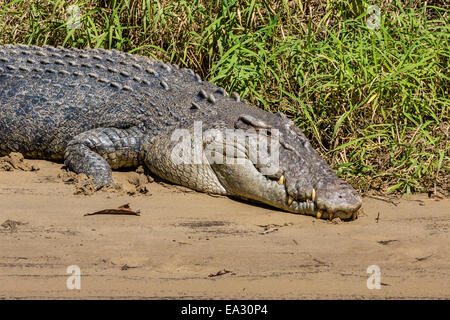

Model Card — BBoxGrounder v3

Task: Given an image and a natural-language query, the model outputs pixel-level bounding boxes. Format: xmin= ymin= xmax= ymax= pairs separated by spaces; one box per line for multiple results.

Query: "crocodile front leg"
xmin=64 ymin=127 xmax=143 ymax=186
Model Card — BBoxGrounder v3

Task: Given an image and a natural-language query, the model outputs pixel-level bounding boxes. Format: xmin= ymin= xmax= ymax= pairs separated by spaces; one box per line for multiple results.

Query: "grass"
xmin=0 ymin=0 xmax=448 ymax=196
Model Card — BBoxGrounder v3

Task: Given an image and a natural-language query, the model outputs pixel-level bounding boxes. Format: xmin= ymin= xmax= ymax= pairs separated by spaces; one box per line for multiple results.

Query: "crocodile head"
xmin=205 ymin=112 xmax=362 ymax=220
xmin=145 ymin=111 xmax=362 ymax=220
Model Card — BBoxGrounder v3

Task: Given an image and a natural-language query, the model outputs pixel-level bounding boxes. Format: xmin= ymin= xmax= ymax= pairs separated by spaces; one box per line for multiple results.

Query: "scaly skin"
xmin=0 ymin=45 xmax=362 ymax=220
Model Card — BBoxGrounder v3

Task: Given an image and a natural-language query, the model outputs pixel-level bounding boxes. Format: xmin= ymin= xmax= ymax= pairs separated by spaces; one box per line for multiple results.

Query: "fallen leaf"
xmin=208 ymin=269 xmax=233 ymax=277
xmin=84 ymin=203 xmax=141 ymax=216
xmin=259 ymin=227 xmax=278 ymax=235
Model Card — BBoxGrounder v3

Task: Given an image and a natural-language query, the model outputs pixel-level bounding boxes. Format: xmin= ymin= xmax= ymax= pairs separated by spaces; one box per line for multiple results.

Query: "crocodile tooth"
xmin=329 ymin=213 xmax=334 ymax=221
xmin=288 ymin=196 xmax=294 ymax=206
xmin=300 ymin=202 xmax=306 ymax=211
xmin=352 ymin=211 xmax=357 ymax=221
xmin=316 ymin=210 xmax=323 ymax=219
xmin=311 ymin=188 xmax=316 ymax=202
xmin=278 ymin=175 xmax=284 ymax=185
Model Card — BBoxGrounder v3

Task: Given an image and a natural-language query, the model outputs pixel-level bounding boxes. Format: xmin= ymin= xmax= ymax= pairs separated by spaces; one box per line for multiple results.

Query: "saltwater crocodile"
xmin=0 ymin=44 xmax=362 ymax=220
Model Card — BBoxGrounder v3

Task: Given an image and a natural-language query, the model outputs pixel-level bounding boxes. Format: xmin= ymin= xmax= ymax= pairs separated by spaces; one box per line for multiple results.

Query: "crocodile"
xmin=0 ymin=44 xmax=362 ymax=220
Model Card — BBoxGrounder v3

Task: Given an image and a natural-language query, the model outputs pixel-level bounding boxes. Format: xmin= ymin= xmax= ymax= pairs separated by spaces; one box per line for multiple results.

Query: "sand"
xmin=0 ymin=158 xmax=448 ymax=299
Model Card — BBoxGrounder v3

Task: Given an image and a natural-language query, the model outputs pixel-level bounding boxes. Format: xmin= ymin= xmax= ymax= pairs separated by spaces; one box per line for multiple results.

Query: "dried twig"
xmin=208 ymin=269 xmax=233 ymax=277
xmin=1 ymin=219 xmax=27 ymax=232
xmin=84 ymin=203 xmax=141 ymax=216
xmin=366 ymin=195 xmax=399 ymax=206
xmin=260 ymin=227 xmax=279 ymax=235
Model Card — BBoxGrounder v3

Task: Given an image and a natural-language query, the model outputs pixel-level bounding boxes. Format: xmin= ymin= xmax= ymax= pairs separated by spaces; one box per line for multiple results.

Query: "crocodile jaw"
xmin=210 ymin=158 xmax=361 ymax=220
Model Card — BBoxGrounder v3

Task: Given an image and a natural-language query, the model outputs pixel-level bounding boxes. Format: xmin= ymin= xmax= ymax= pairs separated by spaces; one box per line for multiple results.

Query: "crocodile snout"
xmin=314 ymin=179 xmax=362 ymax=220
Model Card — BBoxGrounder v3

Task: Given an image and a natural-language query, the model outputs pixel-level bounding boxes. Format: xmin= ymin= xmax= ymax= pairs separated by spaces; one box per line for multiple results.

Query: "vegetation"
xmin=0 ymin=0 xmax=448 ymax=195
